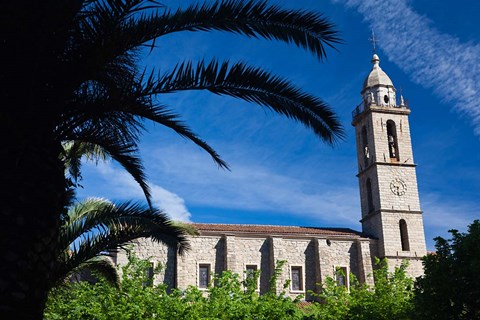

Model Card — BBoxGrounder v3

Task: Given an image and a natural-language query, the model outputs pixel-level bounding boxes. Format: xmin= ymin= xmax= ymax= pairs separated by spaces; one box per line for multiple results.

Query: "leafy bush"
xmin=45 ymin=254 xmax=303 ymax=319
xmin=306 ymin=259 xmax=414 ymax=320
xmin=45 ymin=253 xmax=415 ymax=319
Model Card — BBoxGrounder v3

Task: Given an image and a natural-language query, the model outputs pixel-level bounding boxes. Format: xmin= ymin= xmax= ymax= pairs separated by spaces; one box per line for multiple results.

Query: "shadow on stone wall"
xmin=214 ymin=238 xmax=225 ymax=284
xmin=259 ymin=239 xmax=270 ymax=294
xmin=163 ymin=246 xmax=176 ymax=292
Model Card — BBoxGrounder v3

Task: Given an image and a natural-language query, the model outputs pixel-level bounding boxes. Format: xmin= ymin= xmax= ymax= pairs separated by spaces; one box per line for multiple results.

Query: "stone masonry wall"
xmin=270 ymin=237 xmax=311 ymax=299
xmin=376 ymin=165 xmax=421 ymax=212
xmin=353 ymin=107 xmax=426 ymax=272
xmin=177 ymin=236 xmax=224 ymax=290
xmin=317 ymin=239 xmax=360 ymax=288
xmin=388 ymin=257 xmax=424 ymax=279
xmin=114 ymin=234 xmax=380 ymax=300
xmin=232 ymin=237 xmax=271 ymax=293
xmin=381 ymin=212 xmax=427 ymax=257
xmin=113 ymin=238 xmax=176 ymax=290
xmin=371 ymin=111 xmax=414 ymax=165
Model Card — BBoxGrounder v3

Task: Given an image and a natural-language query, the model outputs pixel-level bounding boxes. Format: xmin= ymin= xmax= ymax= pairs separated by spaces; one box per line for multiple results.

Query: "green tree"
xmin=414 ymin=220 xmax=480 ymax=320
xmin=1 ymin=0 xmax=343 ymax=317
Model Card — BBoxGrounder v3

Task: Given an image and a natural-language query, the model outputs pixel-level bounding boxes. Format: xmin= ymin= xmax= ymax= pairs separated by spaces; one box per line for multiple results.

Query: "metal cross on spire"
xmin=369 ymin=30 xmax=378 ymax=53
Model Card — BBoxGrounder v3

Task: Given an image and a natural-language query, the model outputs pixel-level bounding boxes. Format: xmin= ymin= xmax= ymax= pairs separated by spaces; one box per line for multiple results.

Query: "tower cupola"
xmin=361 ymin=54 xmax=397 ymax=107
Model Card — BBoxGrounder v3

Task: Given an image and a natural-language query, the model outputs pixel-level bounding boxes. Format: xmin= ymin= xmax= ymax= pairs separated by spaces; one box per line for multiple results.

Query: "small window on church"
xmin=143 ymin=262 xmax=154 ymax=287
xmin=399 ymin=219 xmax=410 ymax=251
xmin=384 ymin=95 xmax=389 ymax=104
xmin=335 ymin=267 xmax=349 ymax=288
xmin=366 ymin=178 xmax=374 ymax=213
xmin=386 ymin=120 xmax=399 ymax=161
xmin=198 ymin=264 xmax=211 ymax=289
xmin=290 ymin=266 xmax=303 ymax=291
xmin=245 ymin=265 xmax=259 ymax=290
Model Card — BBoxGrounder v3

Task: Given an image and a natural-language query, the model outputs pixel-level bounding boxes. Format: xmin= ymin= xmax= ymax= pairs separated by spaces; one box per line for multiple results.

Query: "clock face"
xmin=390 ymin=178 xmax=407 ymax=196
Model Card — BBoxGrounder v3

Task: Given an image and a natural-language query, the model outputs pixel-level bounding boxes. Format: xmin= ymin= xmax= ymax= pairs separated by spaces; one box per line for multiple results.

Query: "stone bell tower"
xmin=352 ymin=54 xmax=427 ymax=276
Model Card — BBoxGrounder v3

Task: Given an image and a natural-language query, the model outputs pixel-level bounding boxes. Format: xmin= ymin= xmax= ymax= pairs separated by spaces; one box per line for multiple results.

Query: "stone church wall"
xmin=114 ymin=237 xmax=177 ymax=290
xmin=113 ymin=234 xmax=379 ymax=300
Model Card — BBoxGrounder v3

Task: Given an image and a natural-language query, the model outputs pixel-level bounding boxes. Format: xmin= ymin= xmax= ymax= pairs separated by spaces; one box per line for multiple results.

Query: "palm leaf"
xmin=62 ymin=91 xmax=229 ymax=169
xmin=172 ymin=221 xmax=199 ymax=236
xmin=64 ymin=136 xmax=153 ymax=206
xmin=67 ymin=0 xmax=340 ymax=101
xmin=63 ymin=140 xmax=108 ymax=182
xmin=80 ymin=0 xmax=339 ymax=61
xmin=57 ymin=198 xmax=190 ymax=285
xmin=79 ymin=255 xmax=120 ymax=287
xmin=147 ymin=59 xmax=345 ymax=144
xmin=68 ymin=255 xmax=121 ymax=288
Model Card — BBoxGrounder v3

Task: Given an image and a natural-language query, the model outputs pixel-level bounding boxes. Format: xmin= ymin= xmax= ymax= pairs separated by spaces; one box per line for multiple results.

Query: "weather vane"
xmin=368 ymin=30 xmax=378 ymax=53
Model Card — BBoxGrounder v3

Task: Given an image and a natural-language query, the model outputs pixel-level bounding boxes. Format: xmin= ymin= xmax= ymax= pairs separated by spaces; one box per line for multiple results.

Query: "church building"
xmin=113 ymin=54 xmax=427 ymax=299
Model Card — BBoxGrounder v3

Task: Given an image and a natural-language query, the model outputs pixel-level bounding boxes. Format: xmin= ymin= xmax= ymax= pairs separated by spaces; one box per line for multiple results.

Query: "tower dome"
xmin=361 ymin=54 xmax=397 ymax=107
xmin=362 ymin=54 xmax=394 ymax=92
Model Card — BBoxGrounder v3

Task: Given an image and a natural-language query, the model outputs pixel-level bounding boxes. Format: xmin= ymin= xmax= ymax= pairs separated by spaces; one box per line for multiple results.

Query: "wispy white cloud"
xmin=421 ymin=193 xmax=477 ymax=231
xmin=421 ymin=192 xmax=478 ymax=249
xmin=332 ymin=0 xmax=480 ymax=134
xmin=144 ymin=143 xmax=360 ymax=226
xmin=82 ymin=161 xmax=192 ymax=222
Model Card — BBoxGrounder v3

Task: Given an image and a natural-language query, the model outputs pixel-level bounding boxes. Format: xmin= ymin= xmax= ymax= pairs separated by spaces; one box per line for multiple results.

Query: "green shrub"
xmin=45 ymin=255 xmax=304 ymax=319
xmin=306 ymin=259 xmax=414 ymax=320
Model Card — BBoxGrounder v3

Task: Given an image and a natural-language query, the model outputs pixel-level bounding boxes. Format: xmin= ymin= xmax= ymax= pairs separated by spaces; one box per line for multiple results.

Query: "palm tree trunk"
xmin=0 ymin=120 xmax=68 ymax=318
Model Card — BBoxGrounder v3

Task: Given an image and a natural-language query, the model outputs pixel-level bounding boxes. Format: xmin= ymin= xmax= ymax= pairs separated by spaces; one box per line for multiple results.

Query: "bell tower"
xmin=352 ymin=54 xmax=426 ymax=276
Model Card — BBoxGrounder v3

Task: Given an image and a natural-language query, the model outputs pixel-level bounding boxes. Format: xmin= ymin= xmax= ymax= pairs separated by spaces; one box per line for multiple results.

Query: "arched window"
xmin=386 ymin=120 xmax=399 ymax=161
xmin=399 ymin=219 xmax=410 ymax=251
xmin=361 ymin=125 xmax=369 ymax=166
xmin=366 ymin=178 xmax=374 ymax=213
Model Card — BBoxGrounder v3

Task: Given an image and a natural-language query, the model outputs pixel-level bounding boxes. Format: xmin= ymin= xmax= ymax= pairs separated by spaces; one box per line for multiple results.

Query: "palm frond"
xmin=62 ymin=140 xmax=108 ymax=182
xmin=68 ymin=255 xmax=121 ymax=288
xmin=80 ymin=255 xmax=120 ymax=287
xmin=172 ymin=222 xmax=199 ymax=236
xmin=60 ymin=73 xmax=229 ymax=169
xmin=63 ymin=136 xmax=153 ymax=207
xmin=69 ymin=0 xmax=340 ymax=94
xmin=98 ymin=0 xmax=340 ymax=60
xmin=61 ymin=200 xmax=190 ymax=255
xmin=147 ymin=60 xmax=345 ymax=144
xmin=57 ymin=199 xmax=190 ymax=284
xmin=65 ymin=198 xmax=113 ymax=229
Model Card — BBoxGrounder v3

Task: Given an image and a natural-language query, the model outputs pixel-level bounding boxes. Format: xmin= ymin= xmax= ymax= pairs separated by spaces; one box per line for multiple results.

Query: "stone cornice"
xmin=383 ymin=254 xmax=426 ymax=260
xmin=357 ymin=161 xmax=416 ymax=177
xmin=360 ymin=209 xmax=423 ymax=223
xmin=195 ymin=232 xmax=370 ymax=241
xmin=352 ymin=105 xmax=411 ymax=126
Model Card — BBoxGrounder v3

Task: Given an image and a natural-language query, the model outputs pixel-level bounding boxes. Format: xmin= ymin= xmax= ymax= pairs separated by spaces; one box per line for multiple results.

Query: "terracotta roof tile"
xmin=190 ymin=223 xmax=368 ymax=238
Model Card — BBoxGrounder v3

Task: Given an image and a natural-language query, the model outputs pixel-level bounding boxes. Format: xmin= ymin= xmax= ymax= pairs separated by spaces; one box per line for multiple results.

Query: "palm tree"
xmin=1 ymin=0 xmax=343 ymax=317
xmin=55 ymin=198 xmax=195 ymax=289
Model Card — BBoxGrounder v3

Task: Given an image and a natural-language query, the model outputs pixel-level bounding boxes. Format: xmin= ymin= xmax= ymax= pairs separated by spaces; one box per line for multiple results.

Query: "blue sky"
xmin=77 ymin=0 xmax=480 ymax=251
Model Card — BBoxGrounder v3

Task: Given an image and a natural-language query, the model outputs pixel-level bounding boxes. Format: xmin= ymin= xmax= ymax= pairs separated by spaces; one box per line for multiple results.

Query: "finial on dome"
xmin=371 ymin=53 xmax=380 ymax=68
